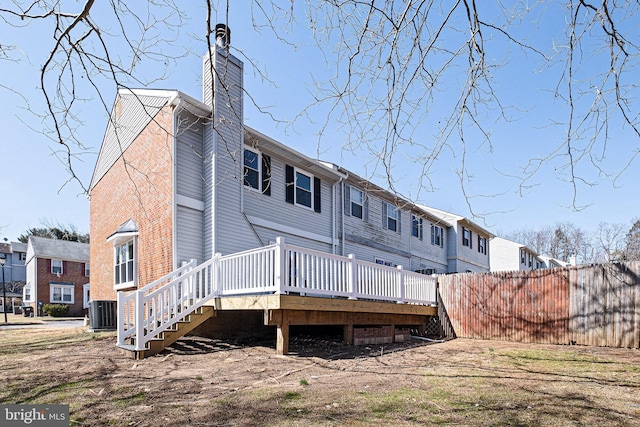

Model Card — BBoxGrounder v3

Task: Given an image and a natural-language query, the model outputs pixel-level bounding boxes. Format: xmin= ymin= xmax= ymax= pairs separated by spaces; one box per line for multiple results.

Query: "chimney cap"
xmin=215 ymin=23 xmax=230 ymax=47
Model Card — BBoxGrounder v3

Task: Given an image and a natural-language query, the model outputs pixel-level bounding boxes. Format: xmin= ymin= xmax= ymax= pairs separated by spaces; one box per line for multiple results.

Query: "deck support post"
xmin=343 ymin=323 xmax=353 ymax=346
xmin=276 ymin=309 xmax=290 ymax=355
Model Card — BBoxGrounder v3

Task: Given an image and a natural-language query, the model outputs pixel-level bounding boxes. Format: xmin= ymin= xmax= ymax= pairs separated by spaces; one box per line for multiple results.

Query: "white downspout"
xmin=339 ymin=171 xmax=349 ymax=256
xmin=170 ymin=95 xmax=183 ymax=270
xmin=332 ymin=178 xmax=341 ymax=255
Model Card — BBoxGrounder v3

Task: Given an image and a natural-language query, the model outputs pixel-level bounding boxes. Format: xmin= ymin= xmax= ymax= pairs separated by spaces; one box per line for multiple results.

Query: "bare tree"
xmin=623 ymin=219 xmax=640 ymax=261
xmin=594 ymin=222 xmax=627 ymax=262
xmin=2 ymin=1 xmax=639 ymax=213
xmin=0 ymin=1 xmax=187 ymax=192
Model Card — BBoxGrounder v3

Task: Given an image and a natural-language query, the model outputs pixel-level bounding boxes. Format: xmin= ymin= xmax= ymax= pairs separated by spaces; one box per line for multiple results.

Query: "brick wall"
xmin=352 ymin=326 xmax=412 ymax=345
xmin=31 ymin=258 xmax=89 ymax=317
xmin=90 ymin=106 xmax=175 ymax=301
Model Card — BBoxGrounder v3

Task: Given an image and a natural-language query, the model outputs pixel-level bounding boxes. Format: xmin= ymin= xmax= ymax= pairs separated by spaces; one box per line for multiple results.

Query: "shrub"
xmin=43 ymin=304 xmax=69 ymax=317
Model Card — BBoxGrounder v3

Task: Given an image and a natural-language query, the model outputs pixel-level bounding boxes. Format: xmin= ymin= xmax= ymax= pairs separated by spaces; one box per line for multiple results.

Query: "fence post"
xmin=116 ymin=291 xmax=125 ymax=346
xmin=397 ymin=265 xmax=405 ymax=304
xmin=134 ymin=290 xmax=145 ymax=351
xmin=274 ymin=237 xmax=286 ymax=295
xmin=348 ymin=254 xmax=357 ymax=300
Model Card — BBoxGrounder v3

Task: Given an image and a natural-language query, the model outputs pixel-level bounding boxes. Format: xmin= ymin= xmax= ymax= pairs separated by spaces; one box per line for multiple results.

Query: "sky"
xmin=1 ymin=1 xmax=639 ymax=243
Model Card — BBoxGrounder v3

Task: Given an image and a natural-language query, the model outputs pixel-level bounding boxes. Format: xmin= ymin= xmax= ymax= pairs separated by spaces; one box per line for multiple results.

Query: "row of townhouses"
xmin=87 ymin=26 xmax=562 ymax=303
xmin=1 ymin=238 xmax=90 ymax=316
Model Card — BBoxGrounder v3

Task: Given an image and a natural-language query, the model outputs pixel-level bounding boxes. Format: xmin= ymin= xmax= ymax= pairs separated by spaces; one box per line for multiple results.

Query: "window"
xmin=85 ymin=262 xmax=90 ymax=277
xmin=23 ymin=284 xmax=32 ymax=302
xmin=478 ymin=236 xmax=487 ymax=255
xmin=243 ymin=147 xmax=271 ymax=195
xmin=344 ymin=185 xmax=368 ymax=221
xmin=115 ymin=240 xmax=135 ymax=287
xmin=462 ymin=227 xmax=471 ymax=248
xmin=285 ymin=165 xmax=321 ymax=212
xmin=18 ymin=252 xmax=26 ymax=261
xmin=243 ymin=148 xmax=260 ymax=190
xmin=520 ymin=249 xmax=526 ymax=264
xmin=83 ymin=284 xmax=91 ymax=309
xmin=415 ymin=268 xmax=437 ymax=275
xmin=383 ymin=202 xmax=399 ymax=232
xmin=412 ymin=215 xmax=423 ymax=240
xmin=51 ymin=259 xmax=63 ymax=275
xmin=296 ymin=171 xmax=312 ymax=208
xmin=350 ymin=187 xmax=364 ymax=219
xmin=431 ymin=225 xmax=444 ymax=247
xmin=50 ymin=284 xmax=74 ymax=304
xmin=375 ymin=258 xmax=397 ymax=267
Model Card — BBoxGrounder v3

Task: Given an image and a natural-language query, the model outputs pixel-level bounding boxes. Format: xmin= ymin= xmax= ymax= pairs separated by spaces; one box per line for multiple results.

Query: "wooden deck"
xmin=117 ymin=238 xmax=438 ymax=357
xmin=206 ymin=295 xmax=437 ymax=354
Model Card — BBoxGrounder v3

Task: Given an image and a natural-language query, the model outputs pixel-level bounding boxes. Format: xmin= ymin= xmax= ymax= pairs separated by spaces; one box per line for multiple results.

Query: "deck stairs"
xmin=119 ymin=305 xmax=214 ymax=359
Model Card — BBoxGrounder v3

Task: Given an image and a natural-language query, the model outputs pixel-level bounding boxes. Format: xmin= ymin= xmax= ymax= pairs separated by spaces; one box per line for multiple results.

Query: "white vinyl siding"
xmin=91 ymin=93 xmax=168 ymax=189
xmin=243 ymin=155 xmax=335 ymax=250
xmin=176 ymin=205 xmax=204 ymax=264
xmin=209 ymin=48 xmax=260 ymax=256
xmin=176 ymin=112 xmax=205 ymax=201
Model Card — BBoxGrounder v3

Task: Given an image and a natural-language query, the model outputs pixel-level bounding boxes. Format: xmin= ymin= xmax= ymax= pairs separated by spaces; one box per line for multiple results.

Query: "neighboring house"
xmin=24 ymin=236 xmax=90 ymax=317
xmin=0 ymin=241 xmax=27 ymax=284
xmin=89 ymin=26 xmax=485 ymax=304
xmin=418 ymin=206 xmax=494 ymax=273
xmin=489 ymin=237 xmax=544 ymax=272
xmin=538 ymin=255 xmax=570 ymax=269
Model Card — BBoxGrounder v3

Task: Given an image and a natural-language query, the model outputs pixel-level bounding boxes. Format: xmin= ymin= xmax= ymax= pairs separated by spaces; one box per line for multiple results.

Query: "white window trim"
xmin=243 ymin=146 xmax=261 ymax=192
xmin=114 ymin=238 xmax=137 ymax=290
xmin=85 ymin=262 xmax=90 ymax=277
xmin=478 ymin=236 xmax=487 ymax=255
xmin=431 ymin=225 xmax=444 ymax=247
xmin=50 ymin=284 xmax=74 ymax=304
xmin=51 ymin=259 xmax=63 ymax=275
xmin=350 ymin=187 xmax=364 ymax=219
xmin=412 ymin=215 xmax=423 ymax=240
xmin=462 ymin=228 xmax=471 ymax=248
xmin=83 ymin=283 xmax=90 ymax=309
xmin=386 ymin=203 xmax=398 ymax=232
xmin=23 ymin=284 xmax=33 ymax=303
xmin=294 ymin=167 xmax=314 ymax=210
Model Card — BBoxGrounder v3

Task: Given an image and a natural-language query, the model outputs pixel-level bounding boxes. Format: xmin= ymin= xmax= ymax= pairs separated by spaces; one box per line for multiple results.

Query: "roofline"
xmin=418 ymin=205 xmax=495 ymax=238
xmin=244 ymin=126 xmax=345 ymax=181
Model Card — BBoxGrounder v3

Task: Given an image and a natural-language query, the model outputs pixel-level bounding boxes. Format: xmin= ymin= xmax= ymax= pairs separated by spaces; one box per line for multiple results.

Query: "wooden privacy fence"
xmin=438 ymin=261 xmax=640 ymax=348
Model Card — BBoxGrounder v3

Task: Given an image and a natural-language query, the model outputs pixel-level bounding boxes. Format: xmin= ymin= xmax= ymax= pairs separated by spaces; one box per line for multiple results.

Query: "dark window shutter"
xmin=344 ymin=184 xmax=351 ymax=216
xmin=314 ymin=177 xmax=321 ymax=213
xmin=363 ymin=196 xmax=369 ymax=222
xmin=261 ymin=154 xmax=271 ymax=196
xmin=285 ymin=165 xmax=294 ymax=204
xmin=397 ymin=210 xmax=402 ymax=234
xmin=382 ymin=202 xmax=387 ymax=229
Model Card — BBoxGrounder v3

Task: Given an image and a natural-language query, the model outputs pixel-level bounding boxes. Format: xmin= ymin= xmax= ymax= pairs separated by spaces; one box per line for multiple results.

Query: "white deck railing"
xmin=117 ymin=237 xmax=437 ymax=351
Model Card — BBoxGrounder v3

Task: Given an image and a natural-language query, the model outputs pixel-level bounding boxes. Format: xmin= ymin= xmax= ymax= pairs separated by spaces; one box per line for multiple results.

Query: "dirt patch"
xmin=1 ymin=327 xmax=639 ymax=426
